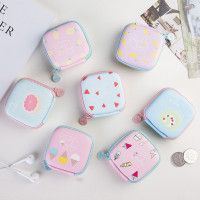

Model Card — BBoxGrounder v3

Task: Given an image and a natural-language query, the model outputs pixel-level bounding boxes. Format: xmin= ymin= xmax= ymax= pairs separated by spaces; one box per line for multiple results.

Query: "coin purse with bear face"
xmin=5 ymin=78 xmax=64 ymax=128
xmin=44 ymin=126 xmax=93 ymax=175
xmin=97 ymin=130 xmax=160 ymax=183
xmin=79 ymin=71 xmax=126 ymax=125
xmin=43 ymin=21 xmax=92 ymax=82
xmin=134 ymin=88 xmax=195 ymax=139
xmin=115 ymin=23 xmax=164 ymax=70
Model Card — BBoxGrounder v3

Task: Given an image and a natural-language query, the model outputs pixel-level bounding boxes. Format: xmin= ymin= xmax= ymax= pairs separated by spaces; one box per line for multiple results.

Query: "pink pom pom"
xmin=53 ymin=88 xmax=64 ymax=97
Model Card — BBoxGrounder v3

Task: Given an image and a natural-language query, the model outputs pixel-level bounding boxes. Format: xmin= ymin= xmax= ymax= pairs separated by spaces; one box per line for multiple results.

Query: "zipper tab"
xmin=53 ymin=88 xmax=64 ymax=97
xmin=133 ymin=111 xmax=144 ymax=123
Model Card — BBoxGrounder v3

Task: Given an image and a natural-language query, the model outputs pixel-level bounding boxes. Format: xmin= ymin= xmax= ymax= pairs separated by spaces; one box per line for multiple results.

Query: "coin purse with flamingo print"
xmin=97 ymin=130 xmax=160 ymax=182
xmin=79 ymin=71 xmax=126 ymax=125
xmin=133 ymin=88 xmax=195 ymax=139
xmin=44 ymin=126 xmax=93 ymax=175
xmin=5 ymin=78 xmax=64 ymax=128
xmin=43 ymin=21 xmax=92 ymax=82
xmin=115 ymin=23 xmax=164 ymax=70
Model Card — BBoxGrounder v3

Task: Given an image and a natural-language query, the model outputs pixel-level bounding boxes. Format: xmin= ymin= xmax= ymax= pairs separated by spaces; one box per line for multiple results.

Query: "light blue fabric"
xmin=81 ymin=72 xmax=125 ymax=117
xmin=144 ymin=89 xmax=195 ymax=138
xmin=6 ymin=79 xmax=55 ymax=128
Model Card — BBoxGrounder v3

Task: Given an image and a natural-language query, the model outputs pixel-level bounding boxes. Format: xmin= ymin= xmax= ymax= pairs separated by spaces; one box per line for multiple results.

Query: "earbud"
xmin=12 ymin=154 xmax=36 ymax=166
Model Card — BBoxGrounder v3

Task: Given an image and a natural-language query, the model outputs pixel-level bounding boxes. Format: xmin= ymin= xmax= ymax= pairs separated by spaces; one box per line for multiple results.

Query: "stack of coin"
xmin=171 ymin=148 xmax=198 ymax=167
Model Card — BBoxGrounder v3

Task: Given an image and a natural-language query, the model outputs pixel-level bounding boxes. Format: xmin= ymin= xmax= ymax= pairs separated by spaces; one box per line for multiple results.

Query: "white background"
xmin=0 ymin=0 xmax=199 ymax=199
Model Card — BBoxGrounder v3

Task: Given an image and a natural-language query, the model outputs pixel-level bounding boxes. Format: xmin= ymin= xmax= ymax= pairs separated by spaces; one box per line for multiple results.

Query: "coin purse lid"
xmin=97 ymin=130 xmax=160 ymax=182
xmin=116 ymin=23 xmax=164 ymax=70
xmin=144 ymin=88 xmax=195 ymax=139
xmin=80 ymin=71 xmax=125 ymax=118
xmin=45 ymin=126 xmax=93 ymax=175
xmin=43 ymin=21 xmax=91 ymax=71
xmin=5 ymin=78 xmax=57 ymax=128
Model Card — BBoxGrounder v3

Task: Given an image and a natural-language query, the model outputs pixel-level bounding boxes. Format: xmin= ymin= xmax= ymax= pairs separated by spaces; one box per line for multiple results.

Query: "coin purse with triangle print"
xmin=44 ymin=126 xmax=93 ymax=175
xmin=133 ymin=88 xmax=195 ymax=139
xmin=43 ymin=21 xmax=92 ymax=83
xmin=5 ymin=78 xmax=64 ymax=128
xmin=79 ymin=71 xmax=126 ymax=125
xmin=97 ymin=130 xmax=160 ymax=182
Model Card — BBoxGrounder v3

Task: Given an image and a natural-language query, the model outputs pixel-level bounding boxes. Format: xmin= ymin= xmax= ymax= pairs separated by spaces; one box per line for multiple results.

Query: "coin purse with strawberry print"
xmin=79 ymin=71 xmax=126 ymax=125
xmin=133 ymin=88 xmax=195 ymax=139
xmin=115 ymin=23 xmax=164 ymax=70
xmin=44 ymin=126 xmax=93 ymax=175
xmin=97 ymin=130 xmax=160 ymax=182
xmin=5 ymin=78 xmax=64 ymax=128
xmin=43 ymin=21 xmax=92 ymax=83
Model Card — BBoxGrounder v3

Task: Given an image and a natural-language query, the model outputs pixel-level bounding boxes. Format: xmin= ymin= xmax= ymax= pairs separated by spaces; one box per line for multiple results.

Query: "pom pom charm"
xmin=97 ymin=151 xmax=110 ymax=160
xmin=53 ymin=88 xmax=65 ymax=97
xmin=79 ymin=114 xmax=92 ymax=126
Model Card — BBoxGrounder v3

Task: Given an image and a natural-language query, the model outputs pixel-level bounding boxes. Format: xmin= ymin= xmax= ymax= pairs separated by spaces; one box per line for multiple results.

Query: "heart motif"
xmin=84 ymin=89 xmax=90 ymax=94
xmin=132 ymin=171 xmax=138 ymax=178
xmin=117 ymin=93 xmax=120 ymax=97
xmin=97 ymin=76 xmax=101 ymax=80
xmin=96 ymin=91 xmax=99 ymax=95
xmin=102 ymin=104 xmax=106 ymax=108
xmin=114 ymin=102 xmax=119 ymax=107
xmin=114 ymin=82 xmax=118 ymax=87
xmin=89 ymin=106 xmax=94 ymax=111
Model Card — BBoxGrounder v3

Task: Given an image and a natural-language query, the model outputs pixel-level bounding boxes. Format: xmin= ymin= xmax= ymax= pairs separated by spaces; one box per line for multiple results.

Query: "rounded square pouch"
xmin=115 ymin=23 xmax=164 ymax=70
xmin=44 ymin=126 xmax=93 ymax=175
xmin=43 ymin=21 xmax=92 ymax=82
xmin=79 ymin=71 xmax=126 ymax=125
xmin=5 ymin=78 xmax=64 ymax=128
xmin=133 ymin=88 xmax=195 ymax=139
xmin=97 ymin=130 xmax=160 ymax=182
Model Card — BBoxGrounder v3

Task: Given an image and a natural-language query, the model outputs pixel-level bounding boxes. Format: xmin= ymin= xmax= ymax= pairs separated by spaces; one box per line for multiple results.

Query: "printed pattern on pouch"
xmin=81 ymin=72 xmax=125 ymax=116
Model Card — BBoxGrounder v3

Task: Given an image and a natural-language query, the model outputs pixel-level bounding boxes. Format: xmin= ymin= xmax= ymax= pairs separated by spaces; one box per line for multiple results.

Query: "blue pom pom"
xmin=51 ymin=73 xmax=61 ymax=83
xmin=97 ymin=151 xmax=110 ymax=160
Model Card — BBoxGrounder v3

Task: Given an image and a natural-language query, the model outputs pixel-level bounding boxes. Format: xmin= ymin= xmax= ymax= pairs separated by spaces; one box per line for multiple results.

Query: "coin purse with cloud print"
xmin=115 ymin=23 xmax=164 ymax=70
xmin=78 ymin=71 xmax=126 ymax=125
xmin=133 ymin=88 xmax=195 ymax=139
xmin=97 ymin=130 xmax=160 ymax=183
xmin=5 ymin=78 xmax=64 ymax=128
xmin=43 ymin=21 xmax=92 ymax=82
xmin=44 ymin=126 xmax=93 ymax=175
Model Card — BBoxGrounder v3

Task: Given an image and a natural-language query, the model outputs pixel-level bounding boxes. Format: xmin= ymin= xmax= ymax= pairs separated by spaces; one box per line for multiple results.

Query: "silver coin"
xmin=184 ymin=149 xmax=198 ymax=164
xmin=171 ymin=152 xmax=186 ymax=167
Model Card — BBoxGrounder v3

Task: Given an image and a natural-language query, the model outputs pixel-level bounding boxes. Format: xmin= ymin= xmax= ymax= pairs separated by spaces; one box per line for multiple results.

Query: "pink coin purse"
xmin=78 ymin=71 xmax=126 ymax=125
xmin=97 ymin=130 xmax=160 ymax=182
xmin=43 ymin=21 xmax=92 ymax=82
xmin=44 ymin=126 xmax=93 ymax=175
xmin=5 ymin=78 xmax=64 ymax=128
xmin=116 ymin=23 xmax=164 ymax=70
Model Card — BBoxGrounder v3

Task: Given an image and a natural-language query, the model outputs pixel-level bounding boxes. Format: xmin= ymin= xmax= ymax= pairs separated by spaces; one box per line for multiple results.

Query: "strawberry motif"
xmin=114 ymin=102 xmax=119 ymax=107
xmin=97 ymin=76 xmax=101 ymax=80
xmin=89 ymin=106 xmax=94 ymax=111
xmin=96 ymin=91 xmax=99 ymax=95
xmin=114 ymin=82 xmax=118 ymax=87
xmin=84 ymin=89 xmax=90 ymax=94
xmin=102 ymin=104 xmax=106 ymax=108
xmin=117 ymin=93 xmax=120 ymax=97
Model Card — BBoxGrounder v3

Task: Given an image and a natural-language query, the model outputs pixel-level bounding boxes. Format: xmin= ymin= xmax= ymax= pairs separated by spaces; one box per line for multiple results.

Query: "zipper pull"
xmin=97 ymin=151 xmax=110 ymax=160
xmin=79 ymin=113 xmax=92 ymax=126
xmin=133 ymin=111 xmax=144 ymax=123
xmin=53 ymin=88 xmax=64 ymax=97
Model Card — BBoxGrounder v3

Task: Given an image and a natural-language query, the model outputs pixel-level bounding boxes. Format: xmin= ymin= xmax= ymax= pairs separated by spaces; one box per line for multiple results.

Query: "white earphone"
xmin=0 ymin=154 xmax=40 ymax=183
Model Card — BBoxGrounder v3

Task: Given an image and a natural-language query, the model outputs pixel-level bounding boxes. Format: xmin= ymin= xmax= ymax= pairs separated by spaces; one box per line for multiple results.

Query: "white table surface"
xmin=0 ymin=0 xmax=200 ymax=199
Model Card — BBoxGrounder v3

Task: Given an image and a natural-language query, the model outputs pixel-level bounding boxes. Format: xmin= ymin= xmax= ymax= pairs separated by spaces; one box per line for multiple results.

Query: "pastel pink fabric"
xmin=116 ymin=23 xmax=163 ymax=70
xmin=43 ymin=21 xmax=90 ymax=70
xmin=109 ymin=131 xmax=160 ymax=182
xmin=45 ymin=127 xmax=92 ymax=174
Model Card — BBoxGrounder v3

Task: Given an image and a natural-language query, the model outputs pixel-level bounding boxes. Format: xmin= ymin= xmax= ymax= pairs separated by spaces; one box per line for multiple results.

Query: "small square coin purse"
xmin=5 ymin=78 xmax=64 ymax=128
xmin=79 ymin=71 xmax=126 ymax=125
xmin=133 ymin=88 xmax=195 ymax=139
xmin=97 ymin=130 xmax=160 ymax=182
xmin=43 ymin=21 xmax=92 ymax=82
xmin=44 ymin=126 xmax=93 ymax=175
xmin=115 ymin=23 xmax=164 ymax=70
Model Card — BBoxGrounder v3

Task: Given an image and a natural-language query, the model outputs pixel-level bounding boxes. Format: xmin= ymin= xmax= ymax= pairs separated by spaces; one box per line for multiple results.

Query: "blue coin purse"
xmin=133 ymin=88 xmax=195 ymax=139
xmin=5 ymin=78 xmax=64 ymax=128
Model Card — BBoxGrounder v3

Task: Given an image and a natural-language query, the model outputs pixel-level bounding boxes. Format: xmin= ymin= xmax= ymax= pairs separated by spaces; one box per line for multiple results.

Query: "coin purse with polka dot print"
xmin=44 ymin=126 xmax=93 ymax=175
xmin=97 ymin=130 xmax=160 ymax=182
xmin=43 ymin=21 xmax=92 ymax=82
xmin=134 ymin=88 xmax=195 ymax=139
xmin=79 ymin=71 xmax=126 ymax=125
xmin=115 ymin=23 xmax=164 ymax=70
xmin=5 ymin=78 xmax=64 ymax=128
